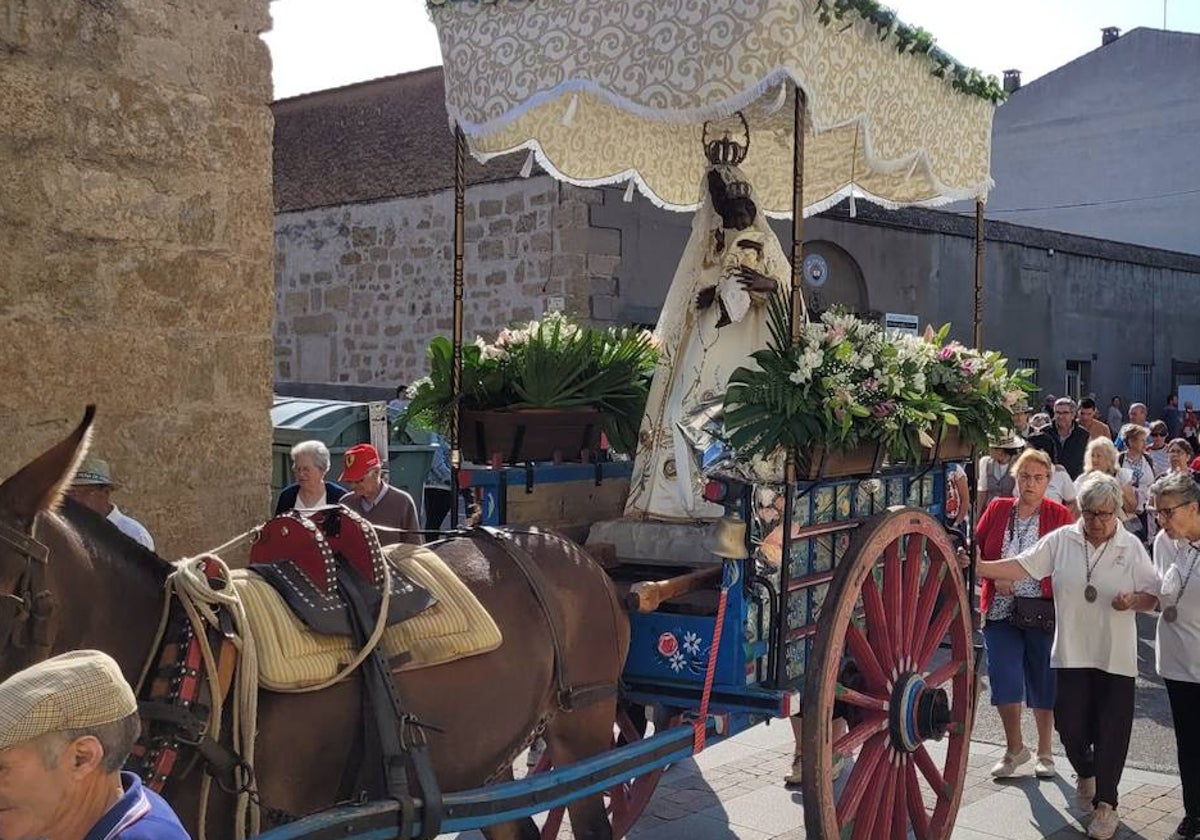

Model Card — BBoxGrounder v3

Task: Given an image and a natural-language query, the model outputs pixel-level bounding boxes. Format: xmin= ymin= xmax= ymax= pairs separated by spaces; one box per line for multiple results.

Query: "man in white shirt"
xmin=67 ymin=457 xmax=155 ymax=551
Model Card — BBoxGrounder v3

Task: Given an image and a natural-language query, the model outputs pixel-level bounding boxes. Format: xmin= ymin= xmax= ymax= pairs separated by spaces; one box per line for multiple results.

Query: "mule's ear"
xmin=0 ymin=406 xmax=95 ymax=525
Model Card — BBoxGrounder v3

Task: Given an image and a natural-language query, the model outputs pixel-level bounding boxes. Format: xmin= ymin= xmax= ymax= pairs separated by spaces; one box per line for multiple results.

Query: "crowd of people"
xmin=968 ymin=393 xmax=1200 ymax=840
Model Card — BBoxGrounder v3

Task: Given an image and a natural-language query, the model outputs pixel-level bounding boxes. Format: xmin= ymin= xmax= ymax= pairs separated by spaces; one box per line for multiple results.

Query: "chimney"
xmin=1003 ymin=69 xmax=1022 ymax=94
xmin=1102 ymin=26 xmax=1121 ymax=46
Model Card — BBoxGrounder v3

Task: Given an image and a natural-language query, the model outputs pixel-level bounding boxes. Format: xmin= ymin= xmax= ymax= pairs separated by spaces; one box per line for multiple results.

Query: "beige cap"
xmin=0 ymin=650 xmax=137 ymax=752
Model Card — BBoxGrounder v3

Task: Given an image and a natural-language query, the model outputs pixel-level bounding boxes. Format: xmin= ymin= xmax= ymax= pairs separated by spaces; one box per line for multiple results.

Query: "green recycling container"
xmin=270 ymin=397 xmax=436 ymax=516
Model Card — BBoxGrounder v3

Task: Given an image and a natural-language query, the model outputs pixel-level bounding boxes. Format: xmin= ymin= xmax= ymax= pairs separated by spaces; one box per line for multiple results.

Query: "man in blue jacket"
xmin=0 ymin=651 xmax=190 ymax=840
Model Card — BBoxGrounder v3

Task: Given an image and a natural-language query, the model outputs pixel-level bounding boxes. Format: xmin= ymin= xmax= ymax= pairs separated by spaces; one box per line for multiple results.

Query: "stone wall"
xmin=0 ymin=1 xmax=276 ymax=556
xmin=274 ymin=177 xmax=625 ymax=387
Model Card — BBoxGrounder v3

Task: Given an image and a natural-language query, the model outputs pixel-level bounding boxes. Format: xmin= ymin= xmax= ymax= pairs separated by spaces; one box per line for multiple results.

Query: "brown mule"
xmin=0 ymin=408 xmax=630 ymax=840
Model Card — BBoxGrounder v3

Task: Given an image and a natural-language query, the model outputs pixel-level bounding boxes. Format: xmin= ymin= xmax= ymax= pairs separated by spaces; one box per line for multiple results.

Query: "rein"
xmin=0 ymin=520 xmax=56 ymax=670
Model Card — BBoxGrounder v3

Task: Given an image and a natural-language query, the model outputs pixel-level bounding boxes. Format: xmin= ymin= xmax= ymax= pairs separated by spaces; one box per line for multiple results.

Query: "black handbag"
xmin=1011 ymin=596 xmax=1055 ymax=634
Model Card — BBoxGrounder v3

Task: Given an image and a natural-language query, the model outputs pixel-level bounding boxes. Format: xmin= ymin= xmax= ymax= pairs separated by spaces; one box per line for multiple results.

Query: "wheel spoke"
xmin=918 ymin=601 xmax=960 ymax=672
xmin=846 ymin=622 xmax=889 ymax=693
xmin=891 ymin=755 xmax=910 ymax=840
xmin=850 ymin=748 xmax=892 ymax=840
xmin=883 ymin=539 xmax=904 ymax=667
xmin=835 ymin=714 xmax=888 ymax=756
xmin=902 ymin=534 xmax=925 ymax=653
xmin=913 ymin=744 xmax=949 ymax=801
xmin=924 ymin=658 xmax=963 ymax=689
xmin=860 ymin=568 xmax=895 ymax=672
xmin=905 ymin=755 xmax=931 ymax=840
xmin=875 ymin=752 xmax=899 ymax=840
xmin=836 ymin=733 xmax=888 ymax=826
xmin=836 ymin=682 xmax=889 ymax=712
xmin=911 ymin=553 xmax=946 ymax=654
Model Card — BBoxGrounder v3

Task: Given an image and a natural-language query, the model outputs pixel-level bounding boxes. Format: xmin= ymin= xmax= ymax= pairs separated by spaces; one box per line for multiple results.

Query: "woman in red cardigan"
xmin=977 ymin=448 xmax=1075 ymax=779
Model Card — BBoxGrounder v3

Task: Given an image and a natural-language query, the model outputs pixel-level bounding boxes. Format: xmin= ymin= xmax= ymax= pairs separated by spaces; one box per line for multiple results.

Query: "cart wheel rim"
xmin=800 ymin=507 xmax=974 ymax=840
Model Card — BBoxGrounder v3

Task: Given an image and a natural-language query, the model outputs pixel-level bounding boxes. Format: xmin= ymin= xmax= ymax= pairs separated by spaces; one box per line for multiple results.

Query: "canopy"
xmin=431 ymin=0 xmax=999 ymax=216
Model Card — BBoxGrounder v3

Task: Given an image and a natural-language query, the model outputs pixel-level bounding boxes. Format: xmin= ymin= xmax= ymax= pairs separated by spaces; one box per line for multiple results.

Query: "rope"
xmin=169 ymin=554 xmax=261 ymax=840
xmin=693 ymin=570 xmax=730 ymax=754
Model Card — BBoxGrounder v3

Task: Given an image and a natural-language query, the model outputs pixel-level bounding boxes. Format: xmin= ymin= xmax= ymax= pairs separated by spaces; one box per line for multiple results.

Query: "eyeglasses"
xmin=1151 ymin=432 xmax=1166 ymax=438
xmin=1150 ymin=502 xmax=1194 ymax=521
xmin=1081 ymin=509 xmax=1117 ymax=522
xmin=1016 ymin=473 xmax=1049 ymax=483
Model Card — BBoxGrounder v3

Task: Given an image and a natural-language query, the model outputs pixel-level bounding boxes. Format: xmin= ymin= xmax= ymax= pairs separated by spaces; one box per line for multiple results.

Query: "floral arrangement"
xmin=405 ymin=311 xmax=658 ymax=454
xmin=723 ymin=298 xmax=1031 ymax=467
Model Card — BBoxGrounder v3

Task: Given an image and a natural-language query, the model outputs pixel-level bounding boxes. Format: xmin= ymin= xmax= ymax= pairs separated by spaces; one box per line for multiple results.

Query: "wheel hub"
xmin=889 ymin=672 xmax=952 ymax=752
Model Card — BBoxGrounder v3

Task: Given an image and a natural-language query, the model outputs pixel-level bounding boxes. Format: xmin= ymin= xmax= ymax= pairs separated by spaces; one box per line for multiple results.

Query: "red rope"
xmin=693 ymin=580 xmax=729 ymax=754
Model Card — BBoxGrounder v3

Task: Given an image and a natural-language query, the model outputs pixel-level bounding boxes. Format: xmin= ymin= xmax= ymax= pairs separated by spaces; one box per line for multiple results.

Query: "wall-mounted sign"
xmin=884 ymin=312 xmax=920 ymax=337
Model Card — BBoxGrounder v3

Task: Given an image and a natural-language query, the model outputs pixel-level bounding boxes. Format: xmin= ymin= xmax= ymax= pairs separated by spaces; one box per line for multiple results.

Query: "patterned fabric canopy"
xmin=431 ymin=0 xmax=996 ymax=216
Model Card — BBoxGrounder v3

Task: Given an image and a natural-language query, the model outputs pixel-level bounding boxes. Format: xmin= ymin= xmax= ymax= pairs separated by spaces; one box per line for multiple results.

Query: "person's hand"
xmin=1111 ymin=591 xmax=1138 ymax=611
xmin=995 ymin=580 xmax=1014 ymax=596
xmin=733 ymin=267 xmax=778 ymax=294
xmin=955 ymin=546 xmax=969 ymax=566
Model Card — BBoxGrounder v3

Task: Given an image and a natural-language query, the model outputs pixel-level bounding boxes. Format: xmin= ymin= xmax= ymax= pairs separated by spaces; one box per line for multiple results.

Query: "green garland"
xmin=814 ymin=0 xmax=1007 ymax=103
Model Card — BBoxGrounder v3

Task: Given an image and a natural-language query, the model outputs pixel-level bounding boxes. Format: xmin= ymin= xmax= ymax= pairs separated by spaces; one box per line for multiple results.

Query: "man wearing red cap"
xmin=337 ymin=443 xmax=421 ymax=546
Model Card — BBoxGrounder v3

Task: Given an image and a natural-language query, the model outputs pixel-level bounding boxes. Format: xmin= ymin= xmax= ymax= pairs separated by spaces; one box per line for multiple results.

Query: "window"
xmin=1130 ymin=364 xmax=1153 ymax=406
xmin=1017 ymin=358 xmax=1039 ymax=387
xmin=1065 ymin=360 xmax=1091 ymax=401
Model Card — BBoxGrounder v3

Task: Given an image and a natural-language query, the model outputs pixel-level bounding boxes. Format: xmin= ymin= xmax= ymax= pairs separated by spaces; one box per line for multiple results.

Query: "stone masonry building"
xmin=0 ymin=1 xmax=276 ymax=555
xmin=273 ymin=67 xmax=1200 ymax=409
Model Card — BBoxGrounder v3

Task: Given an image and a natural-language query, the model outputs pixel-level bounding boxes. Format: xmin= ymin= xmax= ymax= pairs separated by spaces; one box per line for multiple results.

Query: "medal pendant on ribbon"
xmin=1084 ymin=584 xmax=1098 ymax=603
xmin=1164 ymin=605 xmax=1179 ymax=623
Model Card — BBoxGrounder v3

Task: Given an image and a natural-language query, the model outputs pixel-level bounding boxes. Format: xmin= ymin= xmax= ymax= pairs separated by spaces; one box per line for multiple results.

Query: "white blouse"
xmin=1016 ymin=522 xmax=1160 ymax=677
xmin=1153 ymin=531 xmax=1200 ymax=683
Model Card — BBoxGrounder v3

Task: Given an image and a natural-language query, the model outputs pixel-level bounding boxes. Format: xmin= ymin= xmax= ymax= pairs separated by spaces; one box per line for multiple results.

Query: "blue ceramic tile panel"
xmin=787 ymin=537 xmax=809 ymax=580
xmin=887 ymin=477 xmax=906 ymax=506
xmin=786 ymin=637 xmax=806 ymax=681
xmin=813 ymin=534 xmax=834 ymax=573
xmin=809 ymin=582 xmax=829 ymax=623
xmin=814 ymin=485 xmax=835 ymax=524
xmin=787 ymin=589 xmax=807 ymax=631
xmin=835 ymin=482 xmax=853 ymax=520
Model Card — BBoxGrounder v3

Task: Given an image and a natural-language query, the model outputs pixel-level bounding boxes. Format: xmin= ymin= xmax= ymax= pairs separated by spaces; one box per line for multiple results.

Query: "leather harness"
xmin=0 ymin=520 xmax=57 ymax=671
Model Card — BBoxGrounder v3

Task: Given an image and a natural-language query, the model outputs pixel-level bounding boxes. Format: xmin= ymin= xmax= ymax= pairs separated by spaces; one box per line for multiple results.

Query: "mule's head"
xmin=0 ymin=407 xmax=95 ymax=675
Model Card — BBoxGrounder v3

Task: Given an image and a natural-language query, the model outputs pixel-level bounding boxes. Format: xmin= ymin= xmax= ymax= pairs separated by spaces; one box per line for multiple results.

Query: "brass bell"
xmin=708 ymin=516 xmax=749 ymax=560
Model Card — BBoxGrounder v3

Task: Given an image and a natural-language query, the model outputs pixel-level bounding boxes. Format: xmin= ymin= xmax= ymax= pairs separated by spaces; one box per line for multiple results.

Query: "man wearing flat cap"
xmin=67 ymin=458 xmax=155 ymax=551
xmin=0 ymin=650 xmax=189 ymax=840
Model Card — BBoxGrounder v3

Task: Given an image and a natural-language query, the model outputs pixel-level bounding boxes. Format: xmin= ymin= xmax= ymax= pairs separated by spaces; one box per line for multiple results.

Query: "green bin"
xmin=270 ymin=397 xmax=437 ymax=517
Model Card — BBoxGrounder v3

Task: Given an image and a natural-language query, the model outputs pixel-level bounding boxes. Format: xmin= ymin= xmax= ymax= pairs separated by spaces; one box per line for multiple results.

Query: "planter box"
xmin=461 ymin=408 xmax=603 ymax=464
xmin=797 ymin=444 xmax=881 ymax=479
xmin=926 ymin=426 xmax=974 ymax=461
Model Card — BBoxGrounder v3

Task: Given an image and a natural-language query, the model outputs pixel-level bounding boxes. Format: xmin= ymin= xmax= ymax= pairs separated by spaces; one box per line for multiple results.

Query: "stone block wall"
xmin=0 ymin=1 xmax=276 ymax=556
xmin=274 ymin=177 xmax=627 ymax=388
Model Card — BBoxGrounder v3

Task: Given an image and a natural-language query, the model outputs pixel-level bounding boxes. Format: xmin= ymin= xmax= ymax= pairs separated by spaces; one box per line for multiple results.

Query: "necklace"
xmin=1082 ymin=537 xmax=1112 ymax=603
xmin=1163 ymin=541 xmax=1200 ymax=624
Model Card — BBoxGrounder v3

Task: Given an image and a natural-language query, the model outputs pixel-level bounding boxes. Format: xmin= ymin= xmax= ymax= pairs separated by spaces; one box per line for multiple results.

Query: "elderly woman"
xmin=1076 ymin=437 xmax=1138 ymax=519
xmin=274 ymin=440 xmax=347 ymax=515
xmin=1149 ymin=420 xmax=1172 ymax=475
xmin=979 ymin=473 xmax=1160 ymax=840
xmin=976 ymin=449 xmax=1074 ymax=779
xmin=1119 ymin=423 xmax=1157 ymax=542
xmin=1166 ymin=438 xmax=1195 ymax=476
xmin=1149 ymin=473 xmax=1200 ymax=840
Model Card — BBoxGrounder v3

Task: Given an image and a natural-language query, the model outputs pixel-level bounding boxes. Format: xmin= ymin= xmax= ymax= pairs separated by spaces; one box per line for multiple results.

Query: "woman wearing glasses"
xmin=1149 ymin=473 xmax=1200 ymax=840
xmin=1119 ymin=423 xmax=1158 ymax=544
xmin=978 ymin=473 xmax=1161 ymax=840
xmin=1148 ymin=420 xmax=1172 ymax=475
xmin=975 ymin=449 xmax=1074 ymax=779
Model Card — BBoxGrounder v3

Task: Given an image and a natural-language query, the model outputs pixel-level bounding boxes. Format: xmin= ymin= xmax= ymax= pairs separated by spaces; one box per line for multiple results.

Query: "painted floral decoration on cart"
xmin=723 ymin=296 xmax=1033 ymax=468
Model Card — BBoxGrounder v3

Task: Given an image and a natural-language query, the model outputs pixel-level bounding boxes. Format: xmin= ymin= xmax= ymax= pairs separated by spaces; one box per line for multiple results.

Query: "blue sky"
xmin=264 ymin=0 xmax=1200 ymax=100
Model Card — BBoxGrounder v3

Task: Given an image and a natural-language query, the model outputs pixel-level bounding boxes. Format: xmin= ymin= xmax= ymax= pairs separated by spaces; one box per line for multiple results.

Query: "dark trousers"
xmin=423 ymin=487 xmax=474 ymax=530
xmin=1167 ymin=678 xmax=1200 ymax=818
xmin=1054 ymin=668 xmax=1136 ymax=808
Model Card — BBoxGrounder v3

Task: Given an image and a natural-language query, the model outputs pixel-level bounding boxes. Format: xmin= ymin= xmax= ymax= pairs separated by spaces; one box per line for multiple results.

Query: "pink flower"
xmin=871 ymin=400 xmax=896 ymax=418
xmin=937 ymin=346 xmax=956 ymax=361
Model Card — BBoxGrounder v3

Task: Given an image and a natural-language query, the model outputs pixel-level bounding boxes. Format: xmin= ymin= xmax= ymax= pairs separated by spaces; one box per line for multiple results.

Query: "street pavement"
xmin=442 ymin=699 xmax=1186 ymax=840
xmin=972 ymin=612 xmax=1178 ymax=774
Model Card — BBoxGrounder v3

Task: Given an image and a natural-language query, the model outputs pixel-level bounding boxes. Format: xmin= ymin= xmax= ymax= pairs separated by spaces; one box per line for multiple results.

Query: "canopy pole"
xmin=785 ymin=83 xmax=808 ymax=486
xmin=973 ymin=199 xmax=984 ymax=349
xmin=450 ymin=124 xmax=466 ymax=528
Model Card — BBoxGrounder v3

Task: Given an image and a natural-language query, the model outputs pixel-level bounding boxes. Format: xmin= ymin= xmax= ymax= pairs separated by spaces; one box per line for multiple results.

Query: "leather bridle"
xmin=0 ymin=519 xmax=57 ymax=669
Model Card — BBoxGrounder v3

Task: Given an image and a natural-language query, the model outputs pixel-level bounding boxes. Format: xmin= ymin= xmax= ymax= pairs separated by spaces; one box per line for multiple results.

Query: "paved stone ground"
xmin=441 ymin=716 xmax=1187 ymax=839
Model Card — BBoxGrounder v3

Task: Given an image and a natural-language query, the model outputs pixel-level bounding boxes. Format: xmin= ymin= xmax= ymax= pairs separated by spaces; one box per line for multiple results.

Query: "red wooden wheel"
xmin=534 ymin=706 xmax=669 ymax=839
xmin=800 ymin=507 xmax=974 ymax=840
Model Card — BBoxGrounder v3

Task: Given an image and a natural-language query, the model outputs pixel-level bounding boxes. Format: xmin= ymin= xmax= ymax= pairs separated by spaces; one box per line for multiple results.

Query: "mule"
xmin=0 ymin=408 xmax=630 ymax=840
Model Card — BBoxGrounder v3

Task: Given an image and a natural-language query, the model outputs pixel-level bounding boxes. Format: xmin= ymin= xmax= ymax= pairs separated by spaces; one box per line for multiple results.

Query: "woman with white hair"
xmin=274 ymin=440 xmax=347 ymax=515
xmin=1149 ymin=472 xmax=1200 ymax=840
xmin=979 ymin=473 xmax=1161 ymax=840
xmin=1076 ymin=436 xmax=1138 ymax=519
xmin=1119 ymin=423 xmax=1157 ymax=543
